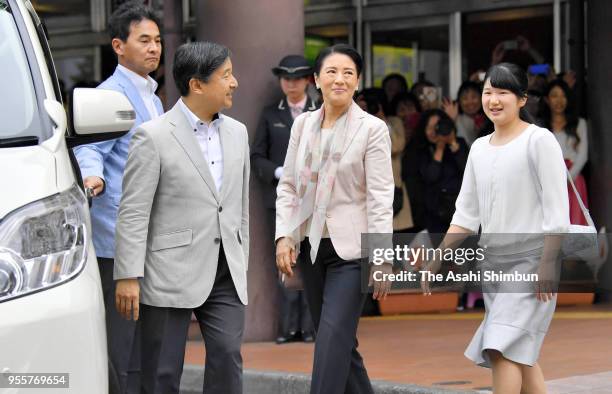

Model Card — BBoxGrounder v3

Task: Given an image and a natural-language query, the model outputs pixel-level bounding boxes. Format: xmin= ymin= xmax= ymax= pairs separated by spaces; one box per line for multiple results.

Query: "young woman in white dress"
xmin=423 ymin=63 xmax=569 ymax=393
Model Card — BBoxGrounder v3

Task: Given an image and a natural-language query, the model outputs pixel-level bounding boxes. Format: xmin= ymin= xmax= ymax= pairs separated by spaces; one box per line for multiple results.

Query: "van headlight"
xmin=0 ymin=184 xmax=88 ymax=303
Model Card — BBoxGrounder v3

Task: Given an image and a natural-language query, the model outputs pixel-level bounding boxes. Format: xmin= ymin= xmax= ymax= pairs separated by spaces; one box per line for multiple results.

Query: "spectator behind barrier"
xmin=443 ymin=81 xmax=494 ymax=146
xmin=390 ymin=91 xmax=422 ymax=141
xmin=412 ymin=80 xmax=441 ymax=111
xmin=381 ymin=73 xmax=409 ymax=115
xmin=416 ymin=109 xmax=468 ymax=233
xmin=540 ymin=79 xmax=589 ymax=225
xmin=357 ymin=90 xmax=414 ymax=230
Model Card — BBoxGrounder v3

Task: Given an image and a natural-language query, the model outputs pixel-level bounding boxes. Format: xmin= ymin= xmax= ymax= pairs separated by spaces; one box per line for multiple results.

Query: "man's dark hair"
xmin=173 ymin=42 xmax=231 ymax=97
xmin=108 ymin=1 xmax=161 ymax=42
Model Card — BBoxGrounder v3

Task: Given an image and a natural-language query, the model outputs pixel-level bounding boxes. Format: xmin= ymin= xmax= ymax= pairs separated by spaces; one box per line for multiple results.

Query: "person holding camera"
xmin=417 ymin=109 xmax=468 ymax=233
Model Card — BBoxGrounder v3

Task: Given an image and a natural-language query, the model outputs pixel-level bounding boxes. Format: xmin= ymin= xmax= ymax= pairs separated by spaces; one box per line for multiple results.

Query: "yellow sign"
xmin=305 ymin=36 xmax=330 ymax=66
xmin=373 ymin=45 xmax=415 ymax=87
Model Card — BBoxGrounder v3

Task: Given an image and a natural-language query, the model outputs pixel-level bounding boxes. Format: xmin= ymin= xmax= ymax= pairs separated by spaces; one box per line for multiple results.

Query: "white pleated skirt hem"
xmin=464 ymin=322 xmax=548 ymax=368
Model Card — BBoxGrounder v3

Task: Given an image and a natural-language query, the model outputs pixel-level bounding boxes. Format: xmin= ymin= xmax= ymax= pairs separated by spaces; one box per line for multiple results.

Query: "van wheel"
xmin=108 ymin=360 xmax=121 ymax=394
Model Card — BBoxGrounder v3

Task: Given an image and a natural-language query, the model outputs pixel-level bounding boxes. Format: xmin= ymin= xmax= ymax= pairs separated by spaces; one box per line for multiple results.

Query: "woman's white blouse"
xmin=456 ymin=113 xmax=479 ymax=146
xmin=553 ymin=118 xmax=588 ymax=179
xmin=451 ymin=124 xmax=570 ymax=238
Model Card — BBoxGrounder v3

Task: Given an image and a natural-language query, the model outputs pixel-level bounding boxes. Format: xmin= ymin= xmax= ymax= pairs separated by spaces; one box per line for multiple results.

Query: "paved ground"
xmin=184 ymin=304 xmax=612 ymax=392
xmin=546 ymin=371 xmax=612 ymax=393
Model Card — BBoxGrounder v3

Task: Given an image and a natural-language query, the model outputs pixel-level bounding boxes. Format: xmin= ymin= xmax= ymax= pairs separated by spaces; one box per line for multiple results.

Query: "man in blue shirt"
xmin=73 ymin=2 xmax=163 ymax=392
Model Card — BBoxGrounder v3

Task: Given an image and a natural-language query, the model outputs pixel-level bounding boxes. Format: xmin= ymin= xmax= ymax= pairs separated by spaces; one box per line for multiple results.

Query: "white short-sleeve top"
xmin=451 ymin=124 xmax=570 ymax=246
xmin=553 ymin=117 xmax=588 ymax=179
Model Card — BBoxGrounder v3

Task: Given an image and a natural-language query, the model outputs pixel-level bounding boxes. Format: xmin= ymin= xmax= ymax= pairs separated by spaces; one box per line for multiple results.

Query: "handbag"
xmin=527 ymin=130 xmax=598 ymax=260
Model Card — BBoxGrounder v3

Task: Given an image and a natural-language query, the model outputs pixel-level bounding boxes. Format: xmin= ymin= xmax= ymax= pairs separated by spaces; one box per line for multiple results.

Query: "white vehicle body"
xmin=0 ymin=1 xmax=135 ymax=392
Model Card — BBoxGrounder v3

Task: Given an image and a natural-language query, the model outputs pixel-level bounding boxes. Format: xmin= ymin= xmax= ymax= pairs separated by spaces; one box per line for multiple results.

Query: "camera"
xmin=435 ymin=117 xmax=455 ymax=136
xmin=502 ymin=40 xmax=518 ymax=50
xmin=421 ymin=86 xmax=442 ymax=108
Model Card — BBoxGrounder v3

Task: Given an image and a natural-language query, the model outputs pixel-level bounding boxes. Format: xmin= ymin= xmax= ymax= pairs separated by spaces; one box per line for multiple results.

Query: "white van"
xmin=0 ymin=0 xmax=135 ymax=392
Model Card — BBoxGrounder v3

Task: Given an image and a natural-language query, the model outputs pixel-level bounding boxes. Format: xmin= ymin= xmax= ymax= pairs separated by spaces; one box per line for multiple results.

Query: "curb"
xmin=179 ymin=364 xmax=476 ymax=394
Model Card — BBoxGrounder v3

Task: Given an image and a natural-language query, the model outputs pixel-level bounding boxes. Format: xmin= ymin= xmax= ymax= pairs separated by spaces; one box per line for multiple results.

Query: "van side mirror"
xmin=67 ymin=88 xmax=136 ymax=148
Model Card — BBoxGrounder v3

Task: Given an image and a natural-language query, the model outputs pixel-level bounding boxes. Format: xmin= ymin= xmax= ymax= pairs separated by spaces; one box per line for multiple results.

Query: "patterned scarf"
xmin=288 ymin=102 xmax=358 ymax=262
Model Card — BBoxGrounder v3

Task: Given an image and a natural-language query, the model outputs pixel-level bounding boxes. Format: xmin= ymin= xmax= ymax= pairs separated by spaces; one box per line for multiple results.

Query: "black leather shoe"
xmin=302 ymin=331 xmax=315 ymax=343
xmin=275 ymin=331 xmax=298 ymax=344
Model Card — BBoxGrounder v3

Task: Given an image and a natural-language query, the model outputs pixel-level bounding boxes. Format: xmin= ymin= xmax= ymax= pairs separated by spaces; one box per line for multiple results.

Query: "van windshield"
xmin=0 ymin=1 xmax=43 ymax=146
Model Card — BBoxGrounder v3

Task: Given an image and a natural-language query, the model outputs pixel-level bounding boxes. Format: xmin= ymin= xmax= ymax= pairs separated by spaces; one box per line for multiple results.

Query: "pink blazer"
xmin=275 ymin=102 xmax=394 ymax=261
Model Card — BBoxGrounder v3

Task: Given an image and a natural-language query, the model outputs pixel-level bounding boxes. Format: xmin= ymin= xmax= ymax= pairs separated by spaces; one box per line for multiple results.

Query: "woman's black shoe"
xmin=302 ymin=331 xmax=315 ymax=343
xmin=275 ymin=331 xmax=298 ymax=344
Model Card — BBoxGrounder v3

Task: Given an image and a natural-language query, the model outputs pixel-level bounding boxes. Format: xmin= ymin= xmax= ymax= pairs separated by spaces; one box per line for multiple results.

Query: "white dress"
xmin=451 ymin=124 xmax=570 ymax=368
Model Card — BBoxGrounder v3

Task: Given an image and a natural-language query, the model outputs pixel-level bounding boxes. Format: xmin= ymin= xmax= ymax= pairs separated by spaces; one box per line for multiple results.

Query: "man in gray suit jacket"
xmin=114 ymin=41 xmax=249 ymax=394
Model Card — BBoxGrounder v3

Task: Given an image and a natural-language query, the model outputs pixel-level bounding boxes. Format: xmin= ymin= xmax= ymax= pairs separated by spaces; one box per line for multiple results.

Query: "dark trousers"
xmin=139 ymin=246 xmax=244 ymax=394
xmin=278 ymin=285 xmax=314 ymax=336
xmin=98 ymin=258 xmax=141 ymax=394
xmin=299 ymin=239 xmax=374 ymax=394
xmin=268 ymin=208 xmax=314 ymax=336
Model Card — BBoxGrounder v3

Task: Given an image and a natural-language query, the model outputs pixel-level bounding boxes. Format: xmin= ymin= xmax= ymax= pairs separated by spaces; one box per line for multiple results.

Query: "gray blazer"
xmin=114 ymin=102 xmax=250 ymax=308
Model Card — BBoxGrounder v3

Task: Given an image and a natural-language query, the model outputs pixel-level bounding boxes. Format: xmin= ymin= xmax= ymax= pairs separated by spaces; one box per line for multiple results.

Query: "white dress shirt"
xmin=117 ymin=64 xmax=160 ymax=119
xmin=178 ymin=99 xmax=224 ymax=192
xmin=552 ymin=118 xmax=588 ymax=180
xmin=451 ymin=124 xmax=569 ymax=252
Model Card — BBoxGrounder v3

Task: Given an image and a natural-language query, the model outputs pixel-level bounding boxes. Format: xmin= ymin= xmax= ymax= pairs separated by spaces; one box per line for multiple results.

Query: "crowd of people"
xmin=350 ymin=64 xmax=590 ymax=237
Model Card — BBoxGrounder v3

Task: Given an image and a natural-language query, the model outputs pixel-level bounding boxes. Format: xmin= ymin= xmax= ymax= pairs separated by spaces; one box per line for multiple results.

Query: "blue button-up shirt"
xmin=74 ymin=66 xmax=163 ymax=258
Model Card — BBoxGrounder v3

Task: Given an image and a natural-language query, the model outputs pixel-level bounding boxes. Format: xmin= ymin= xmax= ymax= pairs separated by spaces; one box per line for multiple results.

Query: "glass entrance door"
xmin=368 ymin=16 xmax=450 ymax=96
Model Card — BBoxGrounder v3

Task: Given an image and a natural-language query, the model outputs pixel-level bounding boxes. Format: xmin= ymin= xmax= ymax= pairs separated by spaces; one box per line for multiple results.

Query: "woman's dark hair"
xmin=173 ymin=42 xmax=231 ymax=97
xmin=456 ymin=81 xmax=483 ymax=114
xmin=108 ymin=1 xmax=161 ymax=41
xmin=484 ymin=62 xmax=535 ymax=123
xmin=314 ymin=44 xmax=363 ymax=77
xmin=357 ymin=88 xmax=384 ymax=116
xmin=389 ymin=91 xmax=422 ymax=116
xmin=415 ymin=109 xmax=456 ymax=145
xmin=382 ymin=73 xmax=408 ymax=94
xmin=540 ymin=78 xmax=580 ymax=148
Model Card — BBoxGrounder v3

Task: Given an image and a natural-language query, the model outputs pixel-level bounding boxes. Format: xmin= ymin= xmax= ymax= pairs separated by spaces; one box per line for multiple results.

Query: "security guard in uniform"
xmin=251 ymin=55 xmax=317 ymax=344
